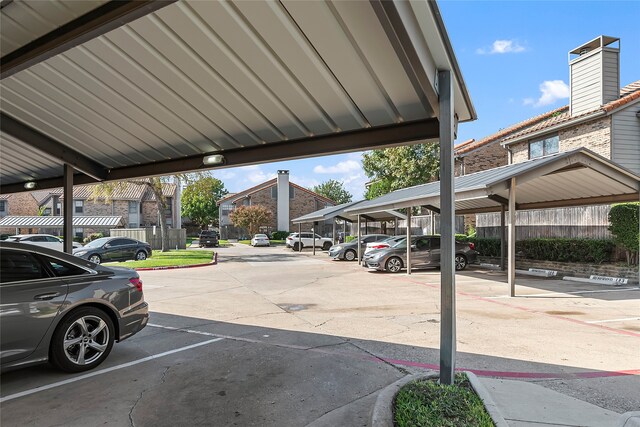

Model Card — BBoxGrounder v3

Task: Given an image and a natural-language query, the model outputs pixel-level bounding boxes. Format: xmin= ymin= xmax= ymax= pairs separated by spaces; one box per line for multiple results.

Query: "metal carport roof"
xmin=0 ymin=215 xmax=124 ymax=228
xmin=292 ymin=200 xmax=406 ymax=224
xmin=344 ymin=148 xmax=640 ymax=216
xmin=0 ymin=0 xmax=475 ymax=193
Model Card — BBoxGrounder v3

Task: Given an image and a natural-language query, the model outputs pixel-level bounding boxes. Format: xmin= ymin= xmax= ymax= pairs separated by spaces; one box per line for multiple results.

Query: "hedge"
xmin=271 ymin=230 xmax=290 ymax=240
xmin=608 ymin=202 xmax=639 ymax=265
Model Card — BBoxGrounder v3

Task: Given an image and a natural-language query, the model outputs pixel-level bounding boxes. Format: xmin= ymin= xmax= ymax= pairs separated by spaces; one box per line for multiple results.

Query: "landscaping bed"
xmin=394 ymin=374 xmax=494 ymax=427
xmin=104 ymin=250 xmax=214 ymax=269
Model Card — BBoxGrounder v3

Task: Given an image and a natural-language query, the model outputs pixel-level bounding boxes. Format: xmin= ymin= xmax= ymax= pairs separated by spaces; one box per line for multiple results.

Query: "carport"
xmin=1 ymin=0 xmax=475 ymax=383
xmin=0 ymin=215 xmax=124 ymax=234
xmin=291 ymin=200 xmax=406 ymax=256
xmin=344 ymin=148 xmax=640 ymax=295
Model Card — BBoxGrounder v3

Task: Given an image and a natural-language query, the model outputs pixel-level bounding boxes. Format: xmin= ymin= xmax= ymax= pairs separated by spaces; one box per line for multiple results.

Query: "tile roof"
xmin=456 ymin=80 xmax=640 ymax=154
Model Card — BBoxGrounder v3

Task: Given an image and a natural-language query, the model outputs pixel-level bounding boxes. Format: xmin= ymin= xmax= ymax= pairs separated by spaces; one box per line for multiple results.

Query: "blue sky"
xmin=213 ymin=1 xmax=640 ymax=199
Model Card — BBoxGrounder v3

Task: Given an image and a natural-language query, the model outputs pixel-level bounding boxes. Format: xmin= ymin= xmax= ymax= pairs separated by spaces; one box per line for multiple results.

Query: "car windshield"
xmin=200 ymin=231 xmax=215 ymax=237
xmin=254 ymin=234 xmax=267 ymax=238
xmin=83 ymin=237 xmax=110 ymax=248
xmin=391 ymin=237 xmax=416 ymax=249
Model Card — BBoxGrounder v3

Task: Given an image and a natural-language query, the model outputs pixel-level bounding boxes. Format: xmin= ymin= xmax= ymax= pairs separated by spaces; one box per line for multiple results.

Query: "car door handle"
xmin=34 ymin=292 xmax=60 ymax=301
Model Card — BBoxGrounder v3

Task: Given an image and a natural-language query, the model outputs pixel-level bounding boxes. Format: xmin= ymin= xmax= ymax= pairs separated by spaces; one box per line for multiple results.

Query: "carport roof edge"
xmin=0 ymin=0 xmax=475 ymax=193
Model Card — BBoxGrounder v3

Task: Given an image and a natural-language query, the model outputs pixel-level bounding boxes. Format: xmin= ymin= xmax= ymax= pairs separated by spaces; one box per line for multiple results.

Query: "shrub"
xmin=345 ymin=235 xmax=356 ymax=243
xmin=83 ymin=232 xmax=104 ymax=244
xmin=516 ymin=238 xmax=614 ymax=264
xmin=609 ymin=202 xmax=639 ymax=265
xmin=271 ymin=230 xmax=290 ymax=240
xmin=455 ymin=234 xmax=468 ymax=242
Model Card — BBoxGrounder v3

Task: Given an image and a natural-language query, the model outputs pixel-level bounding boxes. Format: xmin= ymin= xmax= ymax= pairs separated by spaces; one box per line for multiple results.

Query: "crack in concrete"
xmin=129 ymin=365 xmax=171 ymax=427
xmin=347 ymin=340 xmax=409 ymax=375
xmin=305 ymin=383 xmax=386 ymax=426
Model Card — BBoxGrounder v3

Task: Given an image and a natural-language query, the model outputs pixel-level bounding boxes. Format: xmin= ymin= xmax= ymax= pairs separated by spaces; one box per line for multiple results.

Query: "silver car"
xmin=362 ymin=235 xmax=478 ymax=273
xmin=0 ymin=242 xmax=149 ymax=373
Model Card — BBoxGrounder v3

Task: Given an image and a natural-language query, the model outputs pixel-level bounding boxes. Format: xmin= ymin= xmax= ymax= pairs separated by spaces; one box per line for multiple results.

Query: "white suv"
xmin=286 ymin=232 xmax=333 ymax=251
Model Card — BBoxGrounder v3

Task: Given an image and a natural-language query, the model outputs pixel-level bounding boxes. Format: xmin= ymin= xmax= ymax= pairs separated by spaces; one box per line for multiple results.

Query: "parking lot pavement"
xmin=2 ymin=243 xmax=638 ymax=426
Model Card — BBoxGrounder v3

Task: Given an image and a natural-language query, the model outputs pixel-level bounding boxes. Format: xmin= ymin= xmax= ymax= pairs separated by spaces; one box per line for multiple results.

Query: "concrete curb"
xmin=370 ymin=372 xmax=438 ymax=427
xmin=465 ymin=371 xmax=509 ymax=427
xmin=134 ymin=252 xmax=217 ymax=271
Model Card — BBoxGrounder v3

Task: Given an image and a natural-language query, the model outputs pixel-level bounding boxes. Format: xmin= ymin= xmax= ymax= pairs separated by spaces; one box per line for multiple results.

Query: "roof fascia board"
xmin=1 ymin=113 xmax=108 ymax=180
xmin=0 ymin=0 xmax=177 ymax=79
xmin=1 ymin=117 xmax=439 ymax=194
xmin=501 ymin=111 xmax=605 ymax=147
xmin=518 ymin=193 xmax=638 ymax=211
xmin=384 ymin=210 xmax=407 ymax=220
xmin=605 ymin=96 xmax=640 ymax=116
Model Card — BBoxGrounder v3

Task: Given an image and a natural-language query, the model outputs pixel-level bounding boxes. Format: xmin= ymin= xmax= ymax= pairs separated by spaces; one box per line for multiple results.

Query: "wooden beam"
xmin=422 ymin=204 xmax=441 ymax=214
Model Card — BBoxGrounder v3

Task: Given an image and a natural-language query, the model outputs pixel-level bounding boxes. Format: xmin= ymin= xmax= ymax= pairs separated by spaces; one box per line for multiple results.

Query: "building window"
xmin=529 ymin=135 xmax=559 ymax=159
xmin=55 ymin=202 xmax=61 ymax=216
xmin=43 ymin=207 xmax=52 ymax=216
xmin=289 ymin=187 xmax=295 ymax=199
xmin=0 ymin=200 xmax=6 ymax=217
xmin=74 ymin=228 xmax=83 ymax=239
xmin=74 ymin=200 xmax=84 ymax=214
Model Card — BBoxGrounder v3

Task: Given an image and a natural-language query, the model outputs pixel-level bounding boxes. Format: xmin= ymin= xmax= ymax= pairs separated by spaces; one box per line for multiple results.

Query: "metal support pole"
xmin=313 ymin=227 xmax=316 ymax=256
xmin=332 ymin=220 xmax=336 ymax=245
xmin=500 ymin=204 xmax=506 ymax=271
xmin=357 ymin=215 xmax=361 ymax=264
xmin=394 ymin=218 xmax=398 ymax=236
xmin=438 ymin=69 xmax=456 ymax=385
xmin=365 ymin=219 xmax=368 ymax=235
xmin=63 ymin=164 xmax=74 ymax=254
xmin=406 ymin=208 xmax=412 ymax=275
xmin=508 ymin=178 xmax=517 ymax=297
xmin=431 ymin=212 xmax=436 ymax=235
xmin=298 ymin=223 xmax=301 ymax=252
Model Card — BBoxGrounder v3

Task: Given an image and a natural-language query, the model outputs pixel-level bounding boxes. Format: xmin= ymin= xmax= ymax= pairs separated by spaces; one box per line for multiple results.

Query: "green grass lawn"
xmin=394 ymin=374 xmax=494 ymax=427
xmin=103 ymin=250 xmax=214 ymax=269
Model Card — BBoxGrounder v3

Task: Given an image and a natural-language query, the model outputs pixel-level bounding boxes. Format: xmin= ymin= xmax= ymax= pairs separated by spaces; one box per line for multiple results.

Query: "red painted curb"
xmin=134 ymin=252 xmax=217 ymax=271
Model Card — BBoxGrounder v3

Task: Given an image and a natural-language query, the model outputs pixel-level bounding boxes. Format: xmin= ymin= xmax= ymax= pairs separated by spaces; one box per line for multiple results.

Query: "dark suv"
xmin=198 ymin=230 xmax=219 ymax=248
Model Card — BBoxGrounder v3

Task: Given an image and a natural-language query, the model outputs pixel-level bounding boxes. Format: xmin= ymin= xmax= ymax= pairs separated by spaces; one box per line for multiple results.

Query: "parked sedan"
xmin=328 ymin=234 xmax=389 ymax=261
xmin=0 ymin=242 xmax=148 ymax=372
xmin=73 ymin=237 xmax=151 ymax=264
xmin=362 ymin=235 xmax=478 ymax=273
xmin=364 ymin=235 xmax=405 ymax=256
xmin=6 ymin=234 xmax=83 ymax=250
xmin=250 ymin=234 xmax=270 ymax=247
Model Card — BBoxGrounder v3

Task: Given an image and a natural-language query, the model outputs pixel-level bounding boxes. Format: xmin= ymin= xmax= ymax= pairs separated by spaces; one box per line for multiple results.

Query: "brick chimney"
xmin=276 ymin=170 xmax=289 ymax=231
xmin=569 ymin=36 xmax=620 ymax=117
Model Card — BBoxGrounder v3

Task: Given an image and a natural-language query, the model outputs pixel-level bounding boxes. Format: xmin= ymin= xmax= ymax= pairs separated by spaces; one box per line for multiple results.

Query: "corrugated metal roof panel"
xmin=0 ymin=215 xmax=123 ymax=227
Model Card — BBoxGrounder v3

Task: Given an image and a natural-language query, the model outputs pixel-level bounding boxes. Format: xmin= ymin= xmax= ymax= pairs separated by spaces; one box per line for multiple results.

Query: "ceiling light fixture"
xmin=24 ymin=181 xmax=37 ymax=190
xmin=203 ymin=154 xmax=225 ymax=166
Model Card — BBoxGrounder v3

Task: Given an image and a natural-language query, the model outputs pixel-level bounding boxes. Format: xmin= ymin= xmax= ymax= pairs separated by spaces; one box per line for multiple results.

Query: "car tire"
xmin=293 ymin=242 xmax=302 ymax=252
xmin=88 ymin=254 xmax=102 ymax=264
xmin=50 ymin=306 xmax=115 ymax=373
xmin=344 ymin=250 xmax=356 ymax=261
xmin=385 ymin=257 xmax=403 ymax=273
xmin=135 ymin=250 xmax=147 ymax=261
xmin=322 ymin=242 xmax=332 ymax=251
xmin=455 ymin=254 xmax=468 ymax=271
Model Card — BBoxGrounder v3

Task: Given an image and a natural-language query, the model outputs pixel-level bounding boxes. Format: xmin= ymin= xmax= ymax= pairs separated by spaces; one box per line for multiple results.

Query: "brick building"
xmin=0 ymin=182 xmax=179 ymax=239
xmin=453 ymin=36 xmax=639 ymax=236
xmin=218 ymin=170 xmax=336 ymax=239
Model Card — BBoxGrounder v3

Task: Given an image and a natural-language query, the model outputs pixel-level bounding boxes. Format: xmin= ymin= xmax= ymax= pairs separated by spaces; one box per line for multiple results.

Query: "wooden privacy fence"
xmin=110 ymin=228 xmax=187 ymax=249
xmin=476 ymin=205 xmax=612 ymax=240
xmin=352 ymin=214 xmax=465 ymax=236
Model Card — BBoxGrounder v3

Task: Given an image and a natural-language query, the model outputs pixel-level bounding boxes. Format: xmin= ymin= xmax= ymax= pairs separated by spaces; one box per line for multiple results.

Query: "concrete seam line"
xmin=0 ymin=338 xmax=223 ymax=404
xmin=370 ymin=373 xmax=438 ymax=427
xmin=465 ymin=371 xmax=509 ymax=427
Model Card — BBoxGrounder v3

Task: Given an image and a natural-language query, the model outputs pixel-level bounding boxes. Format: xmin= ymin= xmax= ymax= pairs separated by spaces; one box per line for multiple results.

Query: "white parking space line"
xmin=0 ymin=337 xmax=223 ymax=404
xmin=586 ymin=317 xmax=640 ymax=324
xmin=487 ymin=287 xmax=640 ymax=298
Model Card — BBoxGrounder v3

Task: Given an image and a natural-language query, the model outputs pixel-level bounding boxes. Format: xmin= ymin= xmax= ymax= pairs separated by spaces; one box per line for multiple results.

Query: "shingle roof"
xmin=456 ymin=81 xmax=640 ymax=154
xmin=217 ymin=178 xmax=336 ymax=206
xmin=0 ymin=216 xmax=125 ymax=227
xmin=58 ymin=182 xmax=176 ymax=201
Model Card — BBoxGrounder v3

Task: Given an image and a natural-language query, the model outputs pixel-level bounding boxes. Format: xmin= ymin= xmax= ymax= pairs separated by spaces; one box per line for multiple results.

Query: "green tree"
xmin=229 ymin=205 xmax=273 ymax=236
xmin=362 ymin=143 xmax=439 ymax=199
xmin=312 ymin=179 xmax=352 ymax=204
xmin=181 ymin=176 xmax=228 ymax=229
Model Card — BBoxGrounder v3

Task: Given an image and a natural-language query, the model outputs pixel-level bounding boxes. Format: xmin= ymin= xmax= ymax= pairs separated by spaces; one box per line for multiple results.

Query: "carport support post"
xmin=357 ymin=215 xmax=361 ymax=264
xmin=406 ymin=208 xmax=412 ymax=275
xmin=298 ymin=223 xmax=301 ymax=252
xmin=332 ymin=220 xmax=336 ymax=244
xmin=500 ymin=204 xmax=506 ymax=271
xmin=439 ymin=69 xmax=456 ymax=385
xmin=508 ymin=178 xmax=517 ymax=297
xmin=62 ymin=164 xmax=74 ymax=254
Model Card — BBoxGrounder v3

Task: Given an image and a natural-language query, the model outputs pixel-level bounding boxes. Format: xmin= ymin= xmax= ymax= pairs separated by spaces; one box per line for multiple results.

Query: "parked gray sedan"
xmin=328 ymin=234 xmax=389 ymax=261
xmin=73 ymin=237 xmax=152 ymax=265
xmin=0 ymin=242 xmax=149 ymax=372
xmin=362 ymin=235 xmax=478 ymax=273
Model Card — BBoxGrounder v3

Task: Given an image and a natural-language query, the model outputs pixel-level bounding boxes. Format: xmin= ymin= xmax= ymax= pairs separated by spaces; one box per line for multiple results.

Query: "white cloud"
xmin=313 ymin=160 xmax=361 ymax=174
xmin=236 ymin=165 xmax=276 ymax=184
xmin=215 ymin=170 xmax=236 ymax=180
xmin=524 ymin=80 xmax=570 ymax=107
xmin=476 ymin=39 xmax=526 ymax=55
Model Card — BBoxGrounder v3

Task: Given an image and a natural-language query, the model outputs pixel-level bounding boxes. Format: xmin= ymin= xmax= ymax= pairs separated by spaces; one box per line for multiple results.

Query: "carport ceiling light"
xmin=203 ymin=154 xmax=225 ymax=166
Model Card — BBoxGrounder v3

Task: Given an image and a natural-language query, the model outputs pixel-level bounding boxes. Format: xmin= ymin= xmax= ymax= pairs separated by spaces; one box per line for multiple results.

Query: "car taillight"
xmin=371 ymin=244 xmax=388 ymax=249
xmin=468 ymin=242 xmax=475 ymax=250
xmin=129 ymin=277 xmax=143 ymax=292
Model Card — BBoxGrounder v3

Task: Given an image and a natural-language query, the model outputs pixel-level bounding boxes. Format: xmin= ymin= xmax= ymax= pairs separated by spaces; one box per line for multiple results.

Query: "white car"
xmin=6 ymin=234 xmax=83 ymax=251
xmin=250 ymin=234 xmax=270 ymax=247
xmin=286 ymin=232 xmax=333 ymax=251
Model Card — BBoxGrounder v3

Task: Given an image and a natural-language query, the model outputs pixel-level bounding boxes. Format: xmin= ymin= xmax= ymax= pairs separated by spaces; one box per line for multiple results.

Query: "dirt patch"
xmin=624 ymin=326 xmax=640 ymax=332
xmin=545 ymin=310 xmax=585 ymax=316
